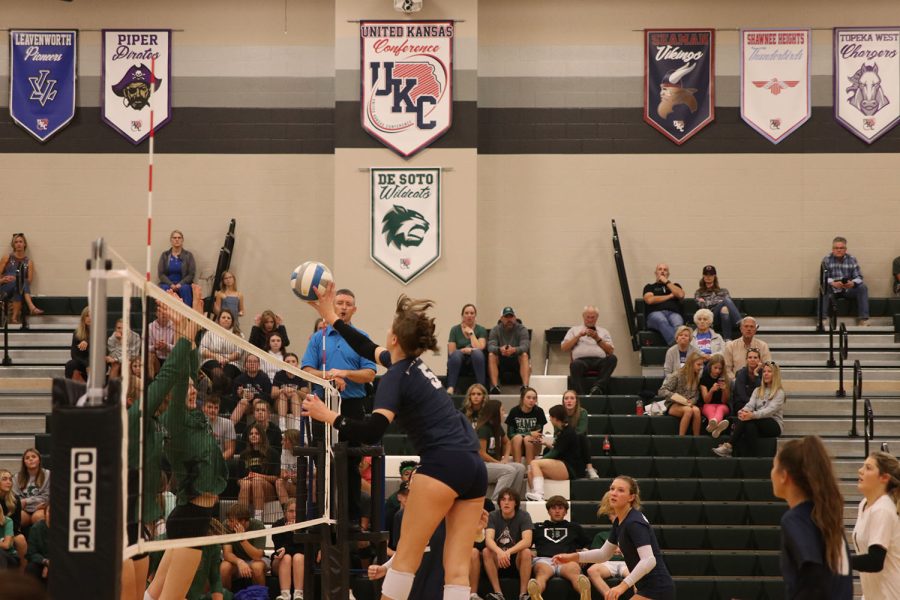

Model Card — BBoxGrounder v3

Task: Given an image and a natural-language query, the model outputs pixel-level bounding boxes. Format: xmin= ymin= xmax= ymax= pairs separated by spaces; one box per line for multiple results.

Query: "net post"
xmin=87 ymin=238 xmax=111 ymax=404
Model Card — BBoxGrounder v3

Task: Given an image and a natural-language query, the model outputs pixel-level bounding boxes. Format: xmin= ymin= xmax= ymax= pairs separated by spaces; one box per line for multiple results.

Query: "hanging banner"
xmin=361 ymin=21 xmax=453 ymax=158
xmin=834 ymin=27 xmax=900 ymax=144
xmin=9 ymin=30 xmax=77 ymax=142
xmin=741 ymin=29 xmax=811 ymax=144
xmin=370 ymin=167 xmax=441 ymax=284
xmin=644 ymin=29 xmax=715 ymax=145
xmin=101 ymin=30 xmax=172 ymax=144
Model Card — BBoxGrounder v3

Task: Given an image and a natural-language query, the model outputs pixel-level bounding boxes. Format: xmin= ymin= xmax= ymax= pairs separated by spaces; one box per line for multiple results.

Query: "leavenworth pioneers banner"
xmin=102 ymin=30 xmax=172 ymax=144
xmin=371 ymin=168 xmax=441 ymax=284
xmin=741 ymin=29 xmax=811 ymax=144
xmin=9 ymin=30 xmax=77 ymax=142
xmin=645 ymin=29 xmax=715 ymax=145
xmin=361 ymin=21 xmax=453 ymax=157
xmin=835 ymin=27 xmax=900 ymax=144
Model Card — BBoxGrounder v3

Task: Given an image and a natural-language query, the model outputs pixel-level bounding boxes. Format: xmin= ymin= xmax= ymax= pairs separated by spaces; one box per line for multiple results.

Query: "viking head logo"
xmin=112 ymin=63 xmax=162 ymax=110
xmin=382 ymin=205 xmax=430 ymax=249
xmin=847 ymin=62 xmax=889 ymax=117
xmin=658 ymin=62 xmax=699 ymax=119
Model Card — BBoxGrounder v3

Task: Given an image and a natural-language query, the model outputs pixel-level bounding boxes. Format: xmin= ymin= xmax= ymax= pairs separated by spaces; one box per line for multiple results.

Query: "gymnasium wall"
xmin=2 ymin=0 xmax=900 ymax=376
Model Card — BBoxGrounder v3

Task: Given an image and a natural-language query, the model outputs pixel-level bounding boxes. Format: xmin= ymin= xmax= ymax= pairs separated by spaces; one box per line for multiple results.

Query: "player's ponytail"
xmin=392 ymin=295 xmax=438 ymax=357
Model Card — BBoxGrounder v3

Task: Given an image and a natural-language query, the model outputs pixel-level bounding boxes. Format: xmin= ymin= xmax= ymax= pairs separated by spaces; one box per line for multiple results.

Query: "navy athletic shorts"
xmin=416 ymin=449 xmax=487 ymax=500
xmin=166 ymin=502 xmax=215 ymax=540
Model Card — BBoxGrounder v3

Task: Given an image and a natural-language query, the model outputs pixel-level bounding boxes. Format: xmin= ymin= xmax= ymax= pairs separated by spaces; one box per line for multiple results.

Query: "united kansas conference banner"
xmin=102 ymin=30 xmax=172 ymax=144
xmin=370 ymin=167 xmax=441 ymax=284
xmin=361 ymin=21 xmax=453 ymax=158
xmin=9 ymin=30 xmax=77 ymax=142
xmin=834 ymin=27 xmax=900 ymax=144
xmin=741 ymin=29 xmax=811 ymax=144
xmin=645 ymin=29 xmax=715 ymax=145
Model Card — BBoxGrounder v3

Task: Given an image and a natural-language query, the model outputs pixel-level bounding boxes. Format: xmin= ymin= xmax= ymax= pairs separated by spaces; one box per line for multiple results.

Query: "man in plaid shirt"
xmin=821 ymin=236 xmax=869 ymax=326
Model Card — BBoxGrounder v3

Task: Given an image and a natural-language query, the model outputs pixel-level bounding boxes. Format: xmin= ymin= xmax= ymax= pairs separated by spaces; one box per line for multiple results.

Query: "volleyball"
xmin=290 ymin=261 xmax=333 ymax=301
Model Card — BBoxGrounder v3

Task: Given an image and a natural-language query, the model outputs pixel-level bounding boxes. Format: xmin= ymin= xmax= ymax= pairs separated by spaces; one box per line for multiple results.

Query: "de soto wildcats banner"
xmin=644 ymin=29 xmax=715 ymax=145
xmin=834 ymin=27 xmax=900 ymax=144
xmin=102 ymin=29 xmax=172 ymax=144
xmin=741 ymin=29 xmax=811 ymax=144
xmin=361 ymin=21 xmax=453 ymax=158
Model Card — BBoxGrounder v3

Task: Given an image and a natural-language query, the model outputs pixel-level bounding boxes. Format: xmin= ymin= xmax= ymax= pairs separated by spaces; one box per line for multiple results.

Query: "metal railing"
xmin=836 ymin=323 xmax=849 ymax=397
xmin=1 ymin=297 xmax=10 ymax=366
xmin=826 ymin=301 xmax=837 ymax=367
xmin=864 ymin=397 xmax=875 ymax=457
xmin=817 ymin=263 xmax=828 ymax=334
xmin=612 ymin=220 xmax=640 ymax=351
xmin=849 ymin=360 xmax=862 ymax=437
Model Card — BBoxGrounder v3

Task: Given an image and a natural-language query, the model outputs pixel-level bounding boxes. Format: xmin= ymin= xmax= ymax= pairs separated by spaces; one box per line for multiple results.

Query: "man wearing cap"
xmin=487 ymin=306 xmax=531 ymax=395
xmin=642 ymin=263 xmax=685 ymax=345
xmin=822 ymin=236 xmax=870 ymax=326
xmin=560 ymin=306 xmax=617 ymax=396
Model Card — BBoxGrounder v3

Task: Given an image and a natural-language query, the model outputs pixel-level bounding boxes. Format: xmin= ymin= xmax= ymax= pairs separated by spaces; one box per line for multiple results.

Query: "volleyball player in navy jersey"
xmin=302 ymin=284 xmax=488 ymax=600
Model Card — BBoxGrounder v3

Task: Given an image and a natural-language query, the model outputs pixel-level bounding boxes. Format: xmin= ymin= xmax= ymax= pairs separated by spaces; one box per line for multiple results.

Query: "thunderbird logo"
xmin=753 ymin=78 xmax=800 ymax=96
xmin=382 ymin=205 xmax=430 ymax=249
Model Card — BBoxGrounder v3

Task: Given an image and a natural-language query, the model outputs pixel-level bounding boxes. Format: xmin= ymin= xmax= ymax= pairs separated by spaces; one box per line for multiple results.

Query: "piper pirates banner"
xmin=644 ymin=29 xmax=715 ymax=145
xmin=102 ymin=30 xmax=171 ymax=144
xmin=361 ymin=21 xmax=453 ymax=157
xmin=9 ymin=30 xmax=77 ymax=142
xmin=741 ymin=29 xmax=811 ymax=144
xmin=834 ymin=27 xmax=900 ymax=144
xmin=371 ymin=168 xmax=441 ymax=284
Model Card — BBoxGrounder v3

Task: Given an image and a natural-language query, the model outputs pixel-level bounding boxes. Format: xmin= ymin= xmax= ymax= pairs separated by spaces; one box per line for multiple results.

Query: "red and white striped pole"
xmin=145 ymin=56 xmax=156 ymax=282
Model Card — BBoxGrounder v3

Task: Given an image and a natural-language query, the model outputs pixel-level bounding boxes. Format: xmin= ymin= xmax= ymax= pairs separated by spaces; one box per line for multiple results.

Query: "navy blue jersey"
xmin=609 ymin=509 xmax=673 ymax=594
xmin=375 ymin=352 xmax=479 ymax=454
xmin=781 ymin=501 xmax=852 ymax=600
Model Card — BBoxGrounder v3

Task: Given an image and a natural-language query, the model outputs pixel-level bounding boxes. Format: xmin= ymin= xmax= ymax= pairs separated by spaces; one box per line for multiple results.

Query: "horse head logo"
xmin=382 ymin=205 xmax=430 ymax=249
xmin=847 ymin=62 xmax=890 ymax=116
xmin=658 ymin=62 xmax=699 ymax=119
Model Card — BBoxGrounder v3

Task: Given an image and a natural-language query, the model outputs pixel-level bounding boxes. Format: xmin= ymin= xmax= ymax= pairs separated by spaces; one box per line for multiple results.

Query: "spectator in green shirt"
xmin=446 ymin=303 xmax=488 ymax=394
xmin=221 ymin=503 xmax=268 ymax=589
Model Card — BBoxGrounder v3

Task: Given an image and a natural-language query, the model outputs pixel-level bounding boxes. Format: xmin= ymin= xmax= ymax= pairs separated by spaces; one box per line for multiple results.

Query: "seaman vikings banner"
xmin=834 ymin=27 xmax=900 ymax=144
xmin=645 ymin=29 xmax=715 ymax=144
xmin=361 ymin=21 xmax=453 ymax=158
xmin=102 ymin=30 xmax=172 ymax=144
xmin=371 ymin=168 xmax=441 ymax=284
xmin=9 ymin=30 xmax=77 ymax=142
xmin=741 ymin=29 xmax=811 ymax=144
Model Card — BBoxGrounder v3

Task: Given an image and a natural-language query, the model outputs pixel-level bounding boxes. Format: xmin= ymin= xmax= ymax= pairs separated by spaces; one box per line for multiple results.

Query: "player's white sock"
xmin=382 ymin=568 xmax=415 ymax=600
xmin=443 ymin=584 xmax=471 ymax=600
xmin=143 ymin=591 xmax=155 ymax=600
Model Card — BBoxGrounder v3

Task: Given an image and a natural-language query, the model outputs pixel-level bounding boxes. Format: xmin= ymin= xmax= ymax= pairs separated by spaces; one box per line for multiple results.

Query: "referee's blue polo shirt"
xmin=301 ymin=325 xmax=377 ymax=399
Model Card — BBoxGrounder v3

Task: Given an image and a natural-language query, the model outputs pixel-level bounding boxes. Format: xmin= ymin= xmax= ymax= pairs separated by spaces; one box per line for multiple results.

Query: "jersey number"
xmin=417 ymin=361 xmax=442 ymax=390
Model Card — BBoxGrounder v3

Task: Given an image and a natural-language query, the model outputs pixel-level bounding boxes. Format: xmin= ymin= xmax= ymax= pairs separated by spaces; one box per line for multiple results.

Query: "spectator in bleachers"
xmin=527 ymin=405 xmax=588 ymax=502
xmin=261 ymin=331 xmax=288 ymax=382
xmin=893 ymin=256 xmax=900 ymax=296
xmin=554 ymin=476 xmax=675 ymax=600
xmin=0 ymin=471 xmax=25 ymax=573
xmin=771 ymin=437 xmax=852 ymax=599
xmin=64 ymin=306 xmax=91 ymax=382
xmin=276 ymin=429 xmax=302 ymax=510
xmin=148 ymin=303 xmax=175 ymax=378
xmin=694 ymin=265 xmax=742 ymax=341
xmin=157 ymin=230 xmax=196 ymax=306
xmin=487 ymin=306 xmax=531 ymax=394
xmin=23 ymin=503 xmax=48 ymax=582
xmin=235 ymin=399 xmax=282 ymax=454
xmin=236 ymin=423 xmax=280 ymax=522
xmin=642 ymin=263 xmax=685 ymax=345
xmin=560 ymin=306 xmax=617 ymax=396
xmin=106 ymin=318 xmax=141 ymax=379
xmin=525 ymin=495 xmax=591 ymax=600
xmin=699 ymin=355 xmax=730 ymax=438
xmin=483 ymin=487 xmax=534 ymax=600
xmin=657 ymin=351 xmax=704 ymax=436
xmin=663 ymin=325 xmax=693 ymax=376
xmin=221 ymin=503 xmax=268 ymax=589
xmin=271 ymin=499 xmax=305 ymax=600
xmin=462 ymin=383 xmax=488 ymax=428
xmin=272 ymin=353 xmax=309 ymax=431
xmin=560 ymin=390 xmax=600 ymax=480
xmin=0 ymin=502 xmax=20 ymax=570
xmin=690 ymin=308 xmax=725 ymax=360
xmin=199 ymin=308 xmax=244 ymax=382
xmin=851 ymin=451 xmax=900 ymax=600
xmin=506 ymin=387 xmax=547 ymax=467
xmin=213 ymin=270 xmax=244 ymax=328
xmin=446 ymin=303 xmax=489 ymax=394
xmin=0 ymin=233 xmax=44 ymax=325
xmin=203 ymin=395 xmax=236 ymax=462
xmin=585 ymin=492 xmax=629 ymax=597
xmin=231 ymin=354 xmax=273 ymax=421
xmin=250 ymin=309 xmax=291 ymax=350
xmin=13 ymin=449 xmax=49 ymax=528
xmin=732 ymin=347 xmax=763 ymax=415
xmin=822 ymin=236 xmax=870 ymax=327
xmin=714 ymin=361 xmax=784 ymax=458
xmin=723 ymin=316 xmax=771 ymax=382
xmin=477 ymin=399 xmax=527 ymax=503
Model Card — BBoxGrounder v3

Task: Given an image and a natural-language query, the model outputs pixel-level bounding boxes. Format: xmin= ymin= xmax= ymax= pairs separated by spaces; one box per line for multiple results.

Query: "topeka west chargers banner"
xmin=834 ymin=27 xmax=900 ymax=144
xmin=741 ymin=29 xmax=811 ymax=144
xmin=371 ymin=168 xmax=441 ymax=284
xmin=645 ymin=29 xmax=715 ymax=144
xmin=102 ymin=30 xmax=172 ymax=144
xmin=361 ymin=21 xmax=453 ymax=157
xmin=9 ymin=30 xmax=77 ymax=142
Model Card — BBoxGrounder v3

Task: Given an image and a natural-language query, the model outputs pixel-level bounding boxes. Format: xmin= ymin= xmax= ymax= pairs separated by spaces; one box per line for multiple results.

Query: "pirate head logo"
xmin=381 ymin=205 xmax=430 ymax=249
xmin=658 ymin=62 xmax=699 ymax=119
xmin=112 ymin=63 xmax=162 ymax=110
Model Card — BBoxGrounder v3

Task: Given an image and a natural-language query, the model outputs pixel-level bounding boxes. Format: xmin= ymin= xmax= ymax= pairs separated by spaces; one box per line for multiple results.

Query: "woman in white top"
xmin=852 ymin=451 xmax=900 ymax=600
xmin=199 ymin=308 xmax=244 ymax=382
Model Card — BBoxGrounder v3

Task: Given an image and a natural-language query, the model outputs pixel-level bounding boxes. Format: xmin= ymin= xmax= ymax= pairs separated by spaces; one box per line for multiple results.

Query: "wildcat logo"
xmin=382 ymin=205 xmax=430 ymax=249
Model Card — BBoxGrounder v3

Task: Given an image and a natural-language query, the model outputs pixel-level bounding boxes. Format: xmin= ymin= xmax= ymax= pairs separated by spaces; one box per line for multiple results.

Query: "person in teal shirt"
xmin=445 ymin=303 xmax=489 ymax=394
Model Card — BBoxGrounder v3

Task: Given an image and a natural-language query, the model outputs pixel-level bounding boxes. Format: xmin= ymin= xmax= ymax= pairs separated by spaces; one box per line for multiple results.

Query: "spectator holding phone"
xmin=822 ymin=236 xmax=869 ymax=326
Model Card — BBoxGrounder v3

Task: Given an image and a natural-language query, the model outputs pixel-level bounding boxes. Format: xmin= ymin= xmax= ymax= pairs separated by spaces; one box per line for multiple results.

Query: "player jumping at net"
xmin=302 ymin=282 xmax=488 ymax=600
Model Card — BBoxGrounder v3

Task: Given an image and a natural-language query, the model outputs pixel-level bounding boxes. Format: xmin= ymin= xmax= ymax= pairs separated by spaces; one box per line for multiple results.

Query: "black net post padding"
xmin=48 ymin=378 xmax=122 ymax=600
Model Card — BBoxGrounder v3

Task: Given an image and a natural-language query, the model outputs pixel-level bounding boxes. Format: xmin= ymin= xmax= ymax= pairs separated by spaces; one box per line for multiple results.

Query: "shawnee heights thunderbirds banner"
xmin=741 ymin=29 xmax=811 ymax=144
xmin=361 ymin=21 xmax=453 ymax=158
xmin=644 ymin=29 xmax=715 ymax=145
xmin=102 ymin=30 xmax=172 ymax=144
xmin=834 ymin=27 xmax=900 ymax=144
